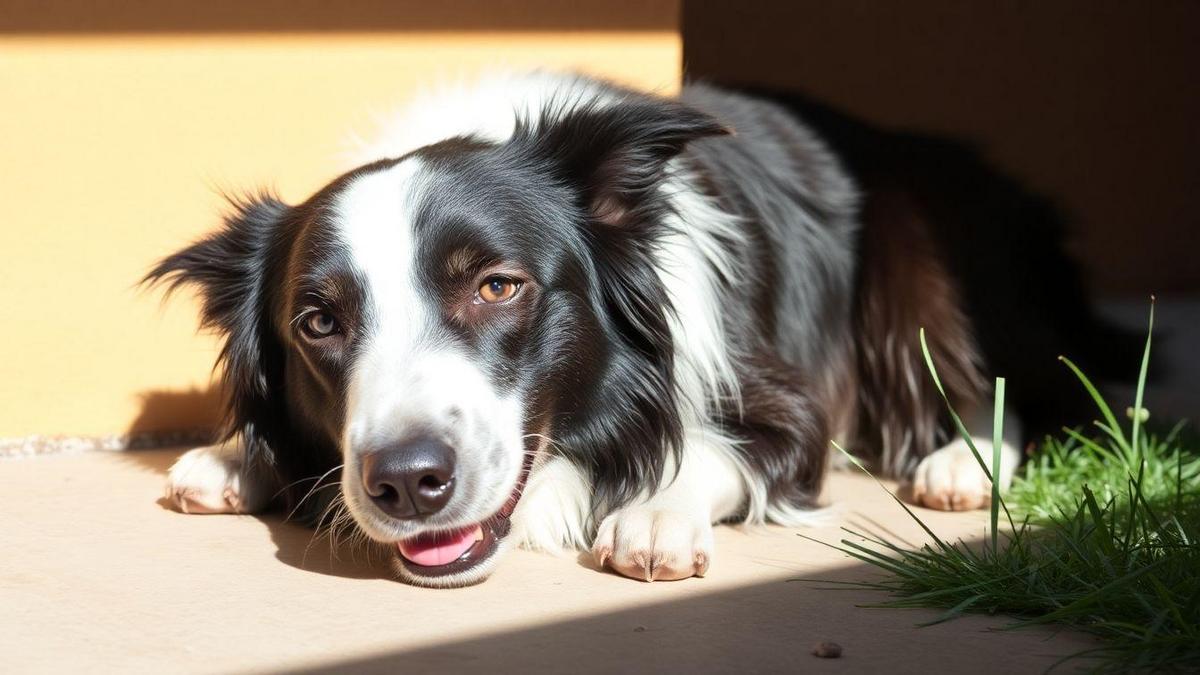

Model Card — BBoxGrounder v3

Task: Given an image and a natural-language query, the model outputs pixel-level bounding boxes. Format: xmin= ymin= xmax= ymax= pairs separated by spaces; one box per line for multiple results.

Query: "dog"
xmin=150 ymin=71 xmax=1133 ymax=587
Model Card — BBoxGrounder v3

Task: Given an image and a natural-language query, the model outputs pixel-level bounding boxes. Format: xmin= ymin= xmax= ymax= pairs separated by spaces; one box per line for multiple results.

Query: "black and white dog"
xmin=151 ymin=72 xmax=1131 ymax=587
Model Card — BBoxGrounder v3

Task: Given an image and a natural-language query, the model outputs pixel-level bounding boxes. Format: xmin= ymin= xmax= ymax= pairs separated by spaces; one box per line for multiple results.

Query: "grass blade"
xmin=831 ymin=441 xmax=962 ymax=559
xmin=991 ymin=376 xmax=1005 ymax=554
xmin=1059 ymin=355 xmax=1130 ymax=455
xmin=919 ymin=329 xmax=992 ymax=480
xmin=1130 ymin=296 xmax=1155 ymax=456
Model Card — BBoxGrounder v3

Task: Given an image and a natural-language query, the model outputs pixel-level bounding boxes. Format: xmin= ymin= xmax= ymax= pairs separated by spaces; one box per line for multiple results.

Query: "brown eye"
xmin=303 ymin=311 xmax=339 ymax=338
xmin=477 ymin=276 xmax=520 ymax=304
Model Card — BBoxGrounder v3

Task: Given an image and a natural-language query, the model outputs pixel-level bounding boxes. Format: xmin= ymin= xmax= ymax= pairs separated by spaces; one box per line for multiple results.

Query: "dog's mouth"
xmin=391 ymin=457 xmax=532 ymax=583
xmin=392 ymin=489 xmax=518 ymax=579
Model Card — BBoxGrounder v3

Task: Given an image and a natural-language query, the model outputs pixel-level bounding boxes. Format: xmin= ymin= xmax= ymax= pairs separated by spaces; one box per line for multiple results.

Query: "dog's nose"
xmin=360 ymin=437 xmax=456 ymax=519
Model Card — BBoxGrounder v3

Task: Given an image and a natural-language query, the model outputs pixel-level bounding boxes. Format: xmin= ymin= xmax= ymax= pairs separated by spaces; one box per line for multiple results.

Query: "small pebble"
xmin=633 ymin=626 xmax=646 ymax=633
xmin=812 ymin=641 xmax=842 ymax=658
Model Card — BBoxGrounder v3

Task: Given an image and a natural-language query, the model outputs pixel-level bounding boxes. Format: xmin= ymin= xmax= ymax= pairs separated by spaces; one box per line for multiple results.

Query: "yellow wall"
xmin=0 ymin=6 xmax=681 ymax=438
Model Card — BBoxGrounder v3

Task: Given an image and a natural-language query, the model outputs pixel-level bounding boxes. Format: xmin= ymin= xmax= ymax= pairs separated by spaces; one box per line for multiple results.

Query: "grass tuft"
xmin=814 ymin=303 xmax=1200 ymax=672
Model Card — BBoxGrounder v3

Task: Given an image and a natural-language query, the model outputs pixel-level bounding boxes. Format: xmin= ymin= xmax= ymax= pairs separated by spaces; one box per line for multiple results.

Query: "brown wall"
xmin=684 ymin=0 xmax=1200 ymax=296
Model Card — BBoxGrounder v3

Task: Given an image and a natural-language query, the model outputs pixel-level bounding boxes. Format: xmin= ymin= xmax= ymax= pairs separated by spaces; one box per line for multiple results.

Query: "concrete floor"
xmin=1 ymin=448 xmax=1097 ymax=674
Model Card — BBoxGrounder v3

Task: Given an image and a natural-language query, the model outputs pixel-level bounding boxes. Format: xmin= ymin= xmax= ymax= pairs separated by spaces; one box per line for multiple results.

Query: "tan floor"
xmin=1 ymin=449 xmax=1094 ymax=674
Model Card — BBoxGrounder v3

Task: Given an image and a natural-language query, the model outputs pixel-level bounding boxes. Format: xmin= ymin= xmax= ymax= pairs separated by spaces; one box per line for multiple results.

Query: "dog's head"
xmin=149 ymin=92 xmax=727 ymax=586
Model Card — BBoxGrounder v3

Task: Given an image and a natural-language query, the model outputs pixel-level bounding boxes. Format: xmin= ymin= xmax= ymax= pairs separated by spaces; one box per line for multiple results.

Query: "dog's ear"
xmin=506 ymin=98 xmax=728 ymax=509
xmin=515 ymin=97 xmax=730 ymax=226
xmin=144 ymin=194 xmax=288 ymax=451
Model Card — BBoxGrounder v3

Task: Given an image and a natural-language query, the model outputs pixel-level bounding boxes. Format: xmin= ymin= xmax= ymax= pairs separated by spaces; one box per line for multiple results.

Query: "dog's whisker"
xmin=329 ymin=507 xmax=357 ymax=560
xmin=327 ymin=498 xmax=368 ymax=565
xmin=285 ymin=464 xmax=345 ymax=523
xmin=271 ymin=472 xmax=328 ymax=500
xmin=302 ymin=492 xmax=346 ymax=567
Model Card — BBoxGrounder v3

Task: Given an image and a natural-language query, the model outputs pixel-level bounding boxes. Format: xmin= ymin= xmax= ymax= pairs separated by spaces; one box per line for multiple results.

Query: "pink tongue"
xmin=397 ymin=526 xmax=482 ymax=567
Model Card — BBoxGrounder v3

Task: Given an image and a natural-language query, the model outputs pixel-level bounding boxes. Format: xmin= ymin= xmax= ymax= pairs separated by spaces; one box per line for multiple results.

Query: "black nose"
xmin=360 ymin=437 xmax=456 ymax=519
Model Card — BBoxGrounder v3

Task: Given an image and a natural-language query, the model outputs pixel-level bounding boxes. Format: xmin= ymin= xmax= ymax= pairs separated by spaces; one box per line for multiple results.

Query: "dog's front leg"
xmin=164 ymin=438 xmax=274 ymax=514
xmin=591 ymin=429 xmax=745 ymax=581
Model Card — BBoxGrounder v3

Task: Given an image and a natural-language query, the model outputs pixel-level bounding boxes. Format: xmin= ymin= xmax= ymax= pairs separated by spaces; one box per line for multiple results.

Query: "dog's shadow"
xmin=143 ymin=467 xmax=387 ymax=582
xmin=260 ymin=514 xmax=393 ymax=581
xmin=150 ymin=491 xmax=390 ymax=580
xmin=126 ymin=389 xmax=388 ymax=581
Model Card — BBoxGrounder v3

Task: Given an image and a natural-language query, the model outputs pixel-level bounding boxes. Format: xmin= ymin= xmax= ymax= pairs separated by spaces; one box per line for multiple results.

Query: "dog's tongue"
xmin=397 ymin=526 xmax=482 ymax=567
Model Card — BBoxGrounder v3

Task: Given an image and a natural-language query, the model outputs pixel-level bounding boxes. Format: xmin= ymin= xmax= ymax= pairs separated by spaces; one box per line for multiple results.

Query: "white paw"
xmin=591 ymin=507 xmax=713 ymax=582
xmin=165 ymin=442 xmax=266 ymax=514
xmin=911 ymin=437 xmax=1019 ymax=511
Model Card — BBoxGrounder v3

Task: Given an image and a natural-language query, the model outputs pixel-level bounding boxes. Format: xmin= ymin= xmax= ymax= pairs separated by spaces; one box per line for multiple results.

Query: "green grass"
xmin=812 ymin=304 xmax=1200 ymax=672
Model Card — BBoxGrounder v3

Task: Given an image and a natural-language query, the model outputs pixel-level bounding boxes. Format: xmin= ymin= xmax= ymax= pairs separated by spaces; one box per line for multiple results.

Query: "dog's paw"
xmin=911 ymin=437 xmax=1018 ymax=511
xmin=591 ymin=507 xmax=713 ymax=582
xmin=165 ymin=443 xmax=266 ymax=514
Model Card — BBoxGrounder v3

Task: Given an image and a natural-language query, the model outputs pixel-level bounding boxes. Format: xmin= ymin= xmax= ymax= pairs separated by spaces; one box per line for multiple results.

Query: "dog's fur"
xmin=151 ymin=72 xmax=1133 ymax=587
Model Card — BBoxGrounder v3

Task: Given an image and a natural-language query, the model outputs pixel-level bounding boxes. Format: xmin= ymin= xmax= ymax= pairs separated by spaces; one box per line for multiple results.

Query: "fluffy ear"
xmin=144 ymin=194 xmax=288 ymax=457
xmin=503 ymin=98 xmax=728 ymax=510
xmin=514 ymin=97 xmax=731 ymax=226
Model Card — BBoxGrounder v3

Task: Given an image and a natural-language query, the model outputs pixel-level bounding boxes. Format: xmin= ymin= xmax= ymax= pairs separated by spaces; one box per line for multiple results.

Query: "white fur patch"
xmin=593 ymin=506 xmax=713 ymax=582
xmin=911 ymin=408 xmax=1023 ymax=511
xmin=165 ymin=440 xmax=268 ymax=514
xmin=655 ymin=169 xmax=746 ymax=422
xmin=509 ymin=454 xmax=591 ymax=553
xmin=591 ymin=426 xmax=748 ymax=581
xmin=333 ymin=159 xmax=525 ymax=542
xmin=348 ymin=71 xmax=616 ymax=165
xmin=911 ymin=437 xmax=1021 ymax=511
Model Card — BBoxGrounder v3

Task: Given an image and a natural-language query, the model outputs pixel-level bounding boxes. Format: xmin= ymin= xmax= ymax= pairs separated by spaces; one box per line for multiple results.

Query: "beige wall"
xmin=1 ymin=1 xmax=681 ymax=438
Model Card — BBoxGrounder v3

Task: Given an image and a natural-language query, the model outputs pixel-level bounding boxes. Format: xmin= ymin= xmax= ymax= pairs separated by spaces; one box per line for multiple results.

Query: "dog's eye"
xmin=303 ymin=312 xmax=339 ymax=338
xmin=476 ymin=277 xmax=520 ymax=304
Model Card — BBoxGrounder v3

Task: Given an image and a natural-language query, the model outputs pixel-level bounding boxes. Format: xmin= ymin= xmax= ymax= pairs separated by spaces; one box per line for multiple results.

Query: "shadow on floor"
xmin=272 ymin=551 xmax=1095 ymax=674
xmin=261 ymin=511 xmax=393 ymax=581
xmin=133 ymin=446 xmax=389 ymax=581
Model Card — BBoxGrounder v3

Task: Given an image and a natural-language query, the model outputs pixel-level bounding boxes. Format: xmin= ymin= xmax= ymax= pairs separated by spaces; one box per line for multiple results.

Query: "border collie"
xmin=150 ymin=72 xmax=1132 ymax=587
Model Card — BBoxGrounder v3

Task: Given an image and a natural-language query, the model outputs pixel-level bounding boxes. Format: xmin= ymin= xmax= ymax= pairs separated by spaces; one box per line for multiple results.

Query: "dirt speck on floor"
xmin=812 ymin=641 xmax=843 ymax=658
